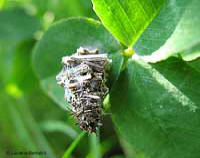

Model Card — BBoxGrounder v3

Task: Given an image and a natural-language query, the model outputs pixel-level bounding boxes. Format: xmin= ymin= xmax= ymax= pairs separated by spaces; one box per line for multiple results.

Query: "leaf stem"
xmin=123 ymin=46 xmax=135 ymax=57
xmin=62 ymin=131 xmax=86 ymax=158
xmin=120 ymin=46 xmax=136 ymax=71
xmin=120 ymin=55 xmax=129 ymax=72
xmin=89 ymin=132 xmax=101 ymax=158
xmin=103 ymin=94 xmax=111 ymax=111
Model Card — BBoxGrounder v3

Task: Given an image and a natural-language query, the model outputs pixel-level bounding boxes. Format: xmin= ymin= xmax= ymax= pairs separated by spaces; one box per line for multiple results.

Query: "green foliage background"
xmin=0 ymin=0 xmax=200 ymax=158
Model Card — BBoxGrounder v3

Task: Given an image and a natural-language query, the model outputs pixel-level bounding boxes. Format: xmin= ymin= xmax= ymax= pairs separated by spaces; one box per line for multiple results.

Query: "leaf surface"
xmin=111 ymin=57 xmax=200 ymax=158
xmin=188 ymin=58 xmax=200 ymax=73
xmin=136 ymin=0 xmax=200 ymax=62
xmin=92 ymin=0 xmax=167 ymax=46
xmin=0 ymin=9 xmax=40 ymax=43
xmin=0 ymin=9 xmax=40 ymax=91
xmin=0 ymin=90 xmax=56 ymax=158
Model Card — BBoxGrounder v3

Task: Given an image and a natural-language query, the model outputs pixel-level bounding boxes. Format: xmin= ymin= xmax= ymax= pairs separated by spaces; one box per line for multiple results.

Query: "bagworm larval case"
xmin=56 ymin=47 xmax=111 ymax=133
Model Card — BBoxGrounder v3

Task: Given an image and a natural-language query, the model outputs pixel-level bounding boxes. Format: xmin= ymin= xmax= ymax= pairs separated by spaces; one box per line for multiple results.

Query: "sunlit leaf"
xmin=136 ymin=0 xmax=200 ymax=62
xmin=92 ymin=0 xmax=167 ymax=46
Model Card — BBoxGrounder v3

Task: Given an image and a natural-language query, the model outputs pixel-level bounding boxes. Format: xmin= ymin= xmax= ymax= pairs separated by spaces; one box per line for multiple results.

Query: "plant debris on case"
xmin=56 ymin=47 xmax=111 ymax=133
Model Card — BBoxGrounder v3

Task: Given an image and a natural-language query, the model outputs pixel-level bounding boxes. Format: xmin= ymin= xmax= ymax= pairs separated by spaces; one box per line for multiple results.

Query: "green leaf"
xmin=40 ymin=120 xmax=78 ymax=139
xmin=111 ymin=57 xmax=200 ymax=158
xmin=0 ymin=41 xmax=39 ymax=93
xmin=0 ymin=91 xmax=56 ymax=158
xmin=134 ymin=0 xmax=189 ymax=56
xmin=0 ymin=9 xmax=40 ymax=91
xmin=188 ymin=58 xmax=200 ymax=73
xmin=0 ymin=0 xmax=5 ymax=9
xmin=0 ymin=8 xmax=40 ymax=43
xmin=12 ymin=40 xmax=39 ymax=92
xmin=92 ymin=0 xmax=167 ymax=46
xmin=41 ymin=76 xmax=67 ymax=109
xmin=32 ymin=18 xmax=121 ymax=109
xmin=181 ymin=44 xmax=200 ymax=61
xmin=32 ymin=0 xmax=96 ymax=20
xmin=183 ymin=45 xmax=200 ymax=73
xmin=137 ymin=0 xmax=200 ymax=62
xmin=0 ymin=92 xmax=38 ymax=150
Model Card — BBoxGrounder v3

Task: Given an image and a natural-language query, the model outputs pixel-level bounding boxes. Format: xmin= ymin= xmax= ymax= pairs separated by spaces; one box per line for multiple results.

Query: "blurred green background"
xmin=0 ymin=0 xmax=127 ymax=157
